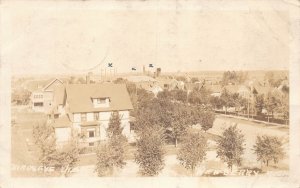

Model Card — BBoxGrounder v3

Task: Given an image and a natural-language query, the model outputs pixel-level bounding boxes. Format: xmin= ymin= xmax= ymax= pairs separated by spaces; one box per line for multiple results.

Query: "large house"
xmin=48 ymin=83 xmax=134 ymax=147
xmin=30 ymin=78 xmax=64 ymax=113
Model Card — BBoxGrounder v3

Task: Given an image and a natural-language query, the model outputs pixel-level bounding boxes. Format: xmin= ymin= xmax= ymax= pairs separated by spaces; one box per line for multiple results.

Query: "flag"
xmin=108 ymin=63 xmax=113 ymax=67
xmin=149 ymin=64 xmax=154 ymax=68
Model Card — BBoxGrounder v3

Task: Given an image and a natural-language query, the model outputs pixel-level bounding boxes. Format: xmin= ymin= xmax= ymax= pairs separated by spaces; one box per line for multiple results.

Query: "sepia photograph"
xmin=1 ymin=0 xmax=300 ymax=187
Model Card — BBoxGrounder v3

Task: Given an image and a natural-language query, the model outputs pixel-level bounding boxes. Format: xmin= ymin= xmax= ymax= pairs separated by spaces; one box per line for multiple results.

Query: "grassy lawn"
xmin=11 ymin=106 xmax=46 ymax=166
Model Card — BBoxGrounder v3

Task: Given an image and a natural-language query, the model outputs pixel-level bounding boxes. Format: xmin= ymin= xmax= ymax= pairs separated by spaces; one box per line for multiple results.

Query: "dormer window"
xmin=97 ymin=98 xmax=106 ymax=104
xmin=92 ymin=97 xmax=110 ymax=108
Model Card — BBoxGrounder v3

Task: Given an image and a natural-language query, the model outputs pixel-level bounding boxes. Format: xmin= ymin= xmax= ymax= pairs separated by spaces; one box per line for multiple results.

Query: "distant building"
xmin=30 ymin=78 xmax=64 ymax=113
xmin=48 ymin=83 xmax=134 ymax=147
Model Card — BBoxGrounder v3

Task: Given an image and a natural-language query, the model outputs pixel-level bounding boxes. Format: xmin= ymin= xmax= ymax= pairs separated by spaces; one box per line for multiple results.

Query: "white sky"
xmin=1 ymin=1 xmax=290 ymax=75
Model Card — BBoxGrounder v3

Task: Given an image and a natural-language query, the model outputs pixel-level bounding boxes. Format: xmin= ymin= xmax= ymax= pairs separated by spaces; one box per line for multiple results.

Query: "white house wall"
xmin=87 ymin=112 xmax=94 ymax=121
xmin=55 ymin=127 xmax=71 ymax=143
xmin=73 ymin=113 xmax=81 ymax=122
xmin=99 ymin=112 xmax=112 ymax=121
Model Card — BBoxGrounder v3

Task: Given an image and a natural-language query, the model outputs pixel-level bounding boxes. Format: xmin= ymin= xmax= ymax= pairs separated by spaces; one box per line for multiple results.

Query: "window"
xmin=34 ymin=102 xmax=43 ymax=107
xmin=89 ymin=142 xmax=94 ymax=147
xmin=81 ymin=113 xmax=87 ymax=122
xmin=34 ymin=94 xmax=43 ymax=99
xmin=97 ymin=98 xmax=106 ymax=104
xmin=88 ymin=130 xmax=95 ymax=138
xmin=94 ymin=112 xmax=99 ymax=120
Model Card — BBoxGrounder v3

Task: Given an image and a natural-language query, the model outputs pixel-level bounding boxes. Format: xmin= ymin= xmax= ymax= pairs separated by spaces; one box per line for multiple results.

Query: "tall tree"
xmin=264 ymin=91 xmax=278 ymax=122
xmin=177 ymin=131 xmax=207 ymax=174
xmin=96 ymin=111 xmax=128 ymax=176
xmin=200 ymin=110 xmax=215 ymax=132
xmin=216 ymin=124 xmax=245 ymax=171
xmin=253 ymin=135 xmax=285 ymax=168
xmin=95 ymin=135 xmax=127 ymax=176
xmin=107 ymin=112 xmax=123 ymax=138
xmin=169 ymin=104 xmax=190 ymax=147
xmin=254 ymin=94 xmax=265 ymax=115
xmin=33 ymin=124 xmax=81 ymax=176
xmin=33 ymin=123 xmax=57 ymax=174
xmin=134 ymin=126 xmax=165 ymax=176
xmin=53 ymin=133 xmax=81 ymax=177
xmin=220 ymin=88 xmax=234 ymax=114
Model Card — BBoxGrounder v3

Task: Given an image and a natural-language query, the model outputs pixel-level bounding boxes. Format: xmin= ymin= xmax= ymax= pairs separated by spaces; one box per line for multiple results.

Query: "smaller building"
xmin=30 ymin=78 xmax=64 ymax=113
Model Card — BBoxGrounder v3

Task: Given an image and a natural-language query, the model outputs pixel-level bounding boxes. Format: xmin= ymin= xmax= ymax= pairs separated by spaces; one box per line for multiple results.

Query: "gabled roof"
xmin=43 ymin=78 xmax=63 ymax=92
xmin=66 ymin=83 xmax=133 ymax=113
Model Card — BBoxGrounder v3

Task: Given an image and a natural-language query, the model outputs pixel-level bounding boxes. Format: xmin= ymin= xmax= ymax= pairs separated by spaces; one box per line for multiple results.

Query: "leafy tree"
xmin=135 ymin=97 xmax=172 ymax=133
xmin=169 ymin=104 xmax=190 ymax=147
xmin=177 ymin=131 xmax=207 ymax=174
xmin=95 ymin=135 xmax=127 ymax=176
xmin=216 ymin=124 xmax=245 ymax=171
xmin=12 ymin=88 xmax=31 ymax=105
xmin=264 ymin=91 xmax=278 ymax=122
xmin=135 ymin=126 xmax=165 ymax=176
xmin=237 ymin=71 xmax=249 ymax=84
xmin=200 ymin=110 xmax=215 ymax=132
xmin=95 ymin=143 xmax=114 ymax=176
xmin=221 ymin=71 xmax=248 ymax=86
xmin=254 ymin=94 xmax=264 ymax=115
xmin=114 ymin=77 xmax=127 ymax=84
xmin=171 ymin=89 xmax=188 ymax=103
xmin=188 ymin=87 xmax=210 ymax=105
xmin=276 ymin=86 xmax=289 ymax=125
xmin=53 ymin=133 xmax=81 ymax=177
xmin=209 ymin=96 xmax=223 ymax=110
xmin=95 ymin=111 xmax=128 ymax=176
xmin=107 ymin=112 xmax=123 ymax=138
xmin=33 ymin=123 xmax=57 ymax=173
xmin=220 ymin=88 xmax=234 ymax=114
xmin=253 ymin=135 xmax=285 ymax=167
xmin=33 ymin=124 xmax=82 ymax=176
xmin=221 ymin=71 xmax=237 ymax=86
xmin=191 ymin=77 xmax=199 ymax=83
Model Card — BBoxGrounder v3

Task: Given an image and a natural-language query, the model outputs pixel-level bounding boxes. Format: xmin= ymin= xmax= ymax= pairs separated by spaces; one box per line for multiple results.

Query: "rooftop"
xmin=66 ymin=83 xmax=133 ymax=113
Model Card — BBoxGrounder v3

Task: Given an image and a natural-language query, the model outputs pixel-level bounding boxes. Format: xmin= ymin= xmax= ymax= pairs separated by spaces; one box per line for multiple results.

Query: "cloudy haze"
xmin=1 ymin=1 xmax=290 ymax=75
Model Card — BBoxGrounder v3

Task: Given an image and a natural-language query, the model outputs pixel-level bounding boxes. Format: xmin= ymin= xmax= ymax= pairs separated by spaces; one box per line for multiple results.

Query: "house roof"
xmin=50 ymin=115 xmax=72 ymax=128
xmin=66 ymin=83 xmax=133 ymax=113
xmin=27 ymin=78 xmax=64 ymax=93
xmin=43 ymin=78 xmax=63 ymax=91
xmin=53 ymin=85 xmax=66 ymax=105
